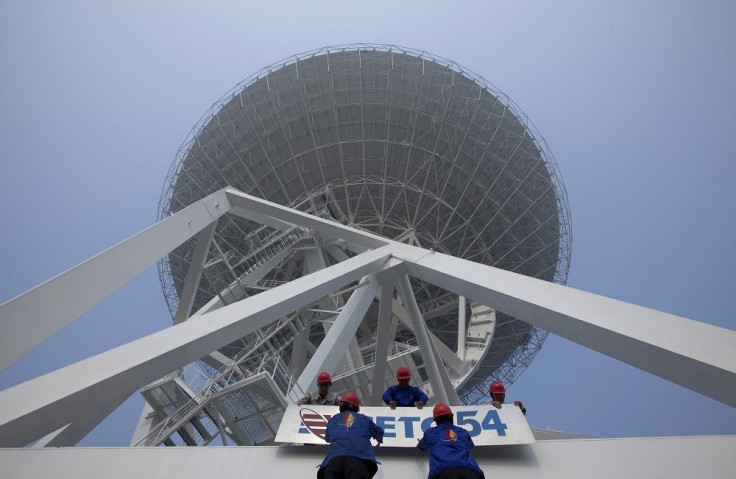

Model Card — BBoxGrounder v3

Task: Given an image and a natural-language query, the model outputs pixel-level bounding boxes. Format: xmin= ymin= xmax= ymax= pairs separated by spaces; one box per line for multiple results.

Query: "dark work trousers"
xmin=436 ymin=467 xmax=484 ymax=479
xmin=317 ymin=455 xmax=378 ymax=479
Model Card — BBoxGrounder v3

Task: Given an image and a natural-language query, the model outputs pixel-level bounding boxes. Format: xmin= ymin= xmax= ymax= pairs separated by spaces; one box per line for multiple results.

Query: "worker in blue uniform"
xmin=417 ymin=403 xmax=485 ymax=479
xmin=382 ymin=366 xmax=428 ymax=409
xmin=318 ymin=391 xmax=384 ymax=479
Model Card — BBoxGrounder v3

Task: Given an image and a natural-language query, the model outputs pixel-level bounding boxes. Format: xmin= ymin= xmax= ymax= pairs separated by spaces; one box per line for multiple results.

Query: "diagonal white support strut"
xmin=369 ymin=280 xmax=396 ymax=406
xmin=289 ymin=274 xmax=381 ymax=402
xmin=0 ymin=190 xmax=232 ymax=372
xmin=1 ymin=187 xmax=735 ymax=451
xmin=393 ymin=243 xmax=736 ymax=407
xmin=396 ymin=275 xmax=459 ymax=405
xmin=0 ymin=246 xmax=392 ymax=447
xmin=173 ymin=221 xmax=217 ymax=324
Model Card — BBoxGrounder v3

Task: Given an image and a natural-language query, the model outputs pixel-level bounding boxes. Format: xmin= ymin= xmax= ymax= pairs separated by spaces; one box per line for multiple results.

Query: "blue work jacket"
xmin=417 ymin=422 xmax=483 ymax=479
xmin=382 ymin=384 xmax=428 ymax=407
xmin=320 ymin=411 xmax=384 ymax=467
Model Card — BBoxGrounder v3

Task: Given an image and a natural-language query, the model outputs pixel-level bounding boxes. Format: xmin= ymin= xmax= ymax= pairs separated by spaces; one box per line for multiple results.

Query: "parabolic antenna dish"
xmin=147 ymin=44 xmax=571 ymax=446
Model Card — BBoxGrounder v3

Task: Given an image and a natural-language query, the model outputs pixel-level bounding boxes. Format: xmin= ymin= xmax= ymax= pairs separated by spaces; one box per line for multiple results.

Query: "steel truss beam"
xmin=392 ymin=243 xmax=736 ymax=408
xmin=0 ymin=243 xmax=391 ymax=446
xmin=396 ymin=275 xmax=459 ymax=406
xmin=0 ymin=187 xmax=734 ymax=448
xmin=0 ymin=189 xmax=232 ymax=372
xmin=369 ymin=279 xmax=396 ymax=406
xmin=173 ymin=221 xmax=218 ymax=324
xmin=289 ymin=274 xmax=381 ymax=401
xmin=226 ymin=190 xmax=736 ymax=407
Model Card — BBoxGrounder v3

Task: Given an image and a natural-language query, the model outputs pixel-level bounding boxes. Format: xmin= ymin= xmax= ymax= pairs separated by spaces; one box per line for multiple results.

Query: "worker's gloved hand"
xmin=514 ymin=400 xmax=526 ymax=415
xmin=491 ymin=400 xmax=503 ymax=409
xmin=389 ymin=401 xmax=397 ymax=410
xmin=415 ymin=400 xmax=424 ymax=410
xmin=374 ymin=441 xmax=381 ymax=448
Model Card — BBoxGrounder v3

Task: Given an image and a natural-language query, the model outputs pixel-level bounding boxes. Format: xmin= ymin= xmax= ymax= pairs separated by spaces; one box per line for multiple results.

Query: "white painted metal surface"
xmin=369 ymin=280 xmax=396 ymax=406
xmin=0 ymin=189 xmax=734 ymax=449
xmin=0 ymin=244 xmax=392 ymax=446
xmin=172 ymin=221 xmax=217 ymax=324
xmin=2 ymin=436 xmax=735 ymax=479
xmin=393 ymin=242 xmax=736 ymax=407
xmin=396 ymin=275 xmax=456 ymax=406
xmin=288 ymin=275 xmax=381 ymax=402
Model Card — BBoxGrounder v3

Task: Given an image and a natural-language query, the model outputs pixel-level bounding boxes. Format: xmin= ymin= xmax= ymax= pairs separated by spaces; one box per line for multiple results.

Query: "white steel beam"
xmin=347 ymin=338 xmax=366 ymax=370
xmin=0 ymin=189 xmax=232 ymax=371
xmin=290 ymin=327 xmax=310 ymax=379
xmin=3 ymin=435 xmax=735 ymax=479
xmin=393 ymin=243 xmax=736 ymax=407
xmin=199 ymin=351 xmax=236 ymax=373
xmin=369 ymin=280 xmax=395 ymax=406
xmin=373 ymin=259 xmax=467 ymax=376
xmin=228 ymin=206 xmax=296 ymax=232
xmin=0 ymin=246 xmax=392 ymax=447
xmin=225 ymin=189 xmax=388 ymax=250
xmin=40 ymin=394 xmax=129 ymax=447
xmin=303 ymin=248 xmax=336 ymax=337
xmin=241 ymin=248 xmax=293 ymax=286
xmin=390 ymin=298 xmax=466 ymax=375
xmin=457 ymin=295 xmax=466 ymax=361
xmin=2 ymin=186 xmax=735 ymax=453
xmin=32 ymin=425 xmax=69 ymax=448
xmin=173 ymin=221 xmax=217 ymax=324
xmin=396 ymin=275 xmax=459 ymax=405
xmin=129 ymin=402 xmax=158 ymax=447
xmin=289 ymin=275 xmax=380 ymax=402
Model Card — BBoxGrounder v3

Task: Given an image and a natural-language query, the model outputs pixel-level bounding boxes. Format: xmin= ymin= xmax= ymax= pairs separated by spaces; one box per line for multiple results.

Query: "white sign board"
xmin=275 ymin=404 xmax=535 ymax=447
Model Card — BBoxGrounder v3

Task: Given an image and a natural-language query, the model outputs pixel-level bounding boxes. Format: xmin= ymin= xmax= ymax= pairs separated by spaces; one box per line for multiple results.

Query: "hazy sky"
xmin=1 ymin=0 xmax=735 ymax=446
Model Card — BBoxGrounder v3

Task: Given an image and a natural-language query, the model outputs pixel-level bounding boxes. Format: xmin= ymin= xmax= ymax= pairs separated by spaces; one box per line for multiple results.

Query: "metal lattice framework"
xmin=156 ymin=44 xmax=572 ymax=407
xmin=2 ymin=187 xmax=735 ymax=450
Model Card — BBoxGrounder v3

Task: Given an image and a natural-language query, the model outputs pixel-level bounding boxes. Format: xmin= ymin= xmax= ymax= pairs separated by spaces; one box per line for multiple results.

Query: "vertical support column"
xmin=396 ymin=275 xmax=459 ymax=405
xmin=289 ymin=275 xmax=380 ymax=402
xmin=303 ymin=248 xmax=333 ymax=333
xmin=290 ymin=327 xmax=310 ymax=380
xmin=304 ymin=246 xmax=361 ymax=373
xmin=390 ymin=298 xmax=466 ymax=374
xmin=0 ymin=246 xmax=392 ymax=447
xmin=347 ymin=338 xmax=365 ymax=370
xmin=457 ymin=295 xmax=466 ymax=361
xmin=173 ymin=221 xmax=217 ymax=324
xmin=369 ymin=280 xmax=395 ymax=406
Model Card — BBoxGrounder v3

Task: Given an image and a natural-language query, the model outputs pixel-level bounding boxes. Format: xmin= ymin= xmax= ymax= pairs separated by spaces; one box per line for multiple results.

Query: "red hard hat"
xmin=317 ymin=371 xmax=332 ymax=384
xmin=396 ymin=366 xmax=411 ymax=380
xmin=341 ymin=391 xmax=360 ymax=410
xmin=433 ymin=403 xmax=453 ymax=419
xmin=489 ymin=381 xmax=506 ymax=394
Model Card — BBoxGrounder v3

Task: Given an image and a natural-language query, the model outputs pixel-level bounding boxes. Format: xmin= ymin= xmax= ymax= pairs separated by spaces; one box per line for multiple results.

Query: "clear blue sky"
xmin=1 ymin=0 xmax=735 ymax=445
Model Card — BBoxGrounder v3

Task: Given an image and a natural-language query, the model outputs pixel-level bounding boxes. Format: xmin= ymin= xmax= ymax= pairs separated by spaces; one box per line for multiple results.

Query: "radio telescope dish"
xmin=145 ymin=44 xmax=571 ymax=446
